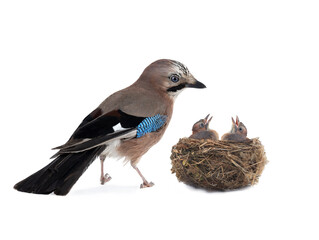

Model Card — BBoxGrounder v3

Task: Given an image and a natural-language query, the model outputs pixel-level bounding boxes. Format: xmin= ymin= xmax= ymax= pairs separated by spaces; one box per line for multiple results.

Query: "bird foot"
xmin=140 ymin=181 xmax=154 ymax=189
xmin=100 ymin=173 xmax=112 ymax=185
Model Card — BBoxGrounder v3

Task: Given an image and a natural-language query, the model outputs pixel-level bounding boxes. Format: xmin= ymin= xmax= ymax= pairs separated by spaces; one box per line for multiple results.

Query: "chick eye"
xmin=170 ymin=74 xmax=180 ymax=83
xmin=200 ymin=123 xmax=204 ymax=128
xmin=239 ymin=127 xmax=243 ymax=131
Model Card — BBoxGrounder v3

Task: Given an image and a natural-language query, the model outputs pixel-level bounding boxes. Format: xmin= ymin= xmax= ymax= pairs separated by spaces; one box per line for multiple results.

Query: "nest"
xmin=171 ymin=138 xmax=267 ymax=191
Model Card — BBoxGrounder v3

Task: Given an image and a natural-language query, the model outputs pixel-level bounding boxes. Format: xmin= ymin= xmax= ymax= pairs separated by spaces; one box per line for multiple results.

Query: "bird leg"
xmin=132 ymin=164 xmax=154 ymax=188
xmin=100 ymin=155 xmax=112 ymax=185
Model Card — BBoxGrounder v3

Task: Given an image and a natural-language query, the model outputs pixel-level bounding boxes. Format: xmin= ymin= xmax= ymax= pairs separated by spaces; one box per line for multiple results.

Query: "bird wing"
xmin=70 ymin=109 xmax=145 ymax=140
xmin=52 ymin=106 xmax=167 ymax=156
xmin=52 ymin=85 xmax=169 ymax=157
xmin=55 ymin=114 xmax=167 ymax=154
xmin=51 ymin=109 xmax=145 ymax=156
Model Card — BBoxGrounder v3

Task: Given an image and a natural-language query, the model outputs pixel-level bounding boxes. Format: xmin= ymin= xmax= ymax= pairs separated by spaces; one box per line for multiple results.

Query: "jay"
xmin=189 ymin=114 xmax=219 ymax=140
xmin=14 ymin=59 xmax=206 ymax=195
xmin=221 ymin=116 xmax=248 ymax=142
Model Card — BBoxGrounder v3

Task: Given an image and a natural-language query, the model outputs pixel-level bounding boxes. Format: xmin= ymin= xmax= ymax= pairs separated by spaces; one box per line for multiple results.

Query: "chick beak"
xmin=204 ymin=114 xmax=210 ymax=121
xmin=236 ymin=115 xmax=239 ymax=126
xmin=204 ymin=115 xmax=212 ymax=130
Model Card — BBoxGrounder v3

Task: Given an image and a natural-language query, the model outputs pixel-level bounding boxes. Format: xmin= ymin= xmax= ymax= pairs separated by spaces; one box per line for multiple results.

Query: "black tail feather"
xmin=14 ymin=146 xmax=106 ymax=195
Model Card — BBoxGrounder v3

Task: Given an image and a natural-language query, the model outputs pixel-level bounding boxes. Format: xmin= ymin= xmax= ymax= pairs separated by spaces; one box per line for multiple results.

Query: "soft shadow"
xmin=72 ymin=184 xmax=139 ymax=196
xmin=183 ymin=182 xmax=252 ymax=193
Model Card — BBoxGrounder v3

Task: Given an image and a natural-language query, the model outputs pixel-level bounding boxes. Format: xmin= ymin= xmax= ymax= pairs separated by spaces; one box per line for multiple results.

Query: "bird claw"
xmin=100 ymin=173 xmax=112 ymax=185
xmin=140 ymin=181 xmax=154 ymax=189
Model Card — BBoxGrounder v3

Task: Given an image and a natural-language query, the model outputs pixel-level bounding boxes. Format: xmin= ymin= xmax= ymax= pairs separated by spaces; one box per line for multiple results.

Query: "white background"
xmin=1 ymin=0 xmax=318 ymax=239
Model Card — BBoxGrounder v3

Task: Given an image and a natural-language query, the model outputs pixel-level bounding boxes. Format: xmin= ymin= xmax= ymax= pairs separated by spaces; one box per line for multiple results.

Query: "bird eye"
xmin=170 ymin=74 xmax=180 ymax=83
xmin=239 ymin=127 xmax=243 ymax=131
xmin=200 ymin=123 xmax=204 ymax=128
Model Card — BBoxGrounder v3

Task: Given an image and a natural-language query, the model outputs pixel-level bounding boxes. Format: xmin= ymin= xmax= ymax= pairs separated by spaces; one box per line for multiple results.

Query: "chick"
xmin=190 ymin=114 xmax=219 ymax=140
xmin=221 ymin=116 xmax=248 ymax=142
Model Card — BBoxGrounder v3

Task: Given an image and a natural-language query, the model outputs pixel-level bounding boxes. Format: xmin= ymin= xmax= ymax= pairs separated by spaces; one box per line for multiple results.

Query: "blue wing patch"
xmin=136 ymin=114 xmax=167 ymax=138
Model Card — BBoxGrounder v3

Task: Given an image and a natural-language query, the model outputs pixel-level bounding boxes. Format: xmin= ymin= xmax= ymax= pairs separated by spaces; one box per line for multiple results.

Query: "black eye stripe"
xmin=167 ymin=84 xmax=186 ymax=92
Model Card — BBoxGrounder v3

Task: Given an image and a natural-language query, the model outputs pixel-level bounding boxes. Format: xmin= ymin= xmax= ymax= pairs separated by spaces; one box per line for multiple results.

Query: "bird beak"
xmin=185 ymin=78 xmax=206 ymax=89
xmin=204 ymin=114 xmax=210 ymax=124
xmin=204 ymin=115 xmax=212 ymax=129
xmin=232 ymin=117 xmax=236 ymax=126
xmin=236 ymin=115 xmax=239 ymax=126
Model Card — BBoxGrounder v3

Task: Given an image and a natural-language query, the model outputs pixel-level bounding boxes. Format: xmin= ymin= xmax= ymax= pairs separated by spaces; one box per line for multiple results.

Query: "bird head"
xmin=230 ymin=116 xmax=248 ymax=137
xmin=138 ymin=59 xmax=206 ymax=100
xmin=192 ymin=114 xmax=213 ymax=134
